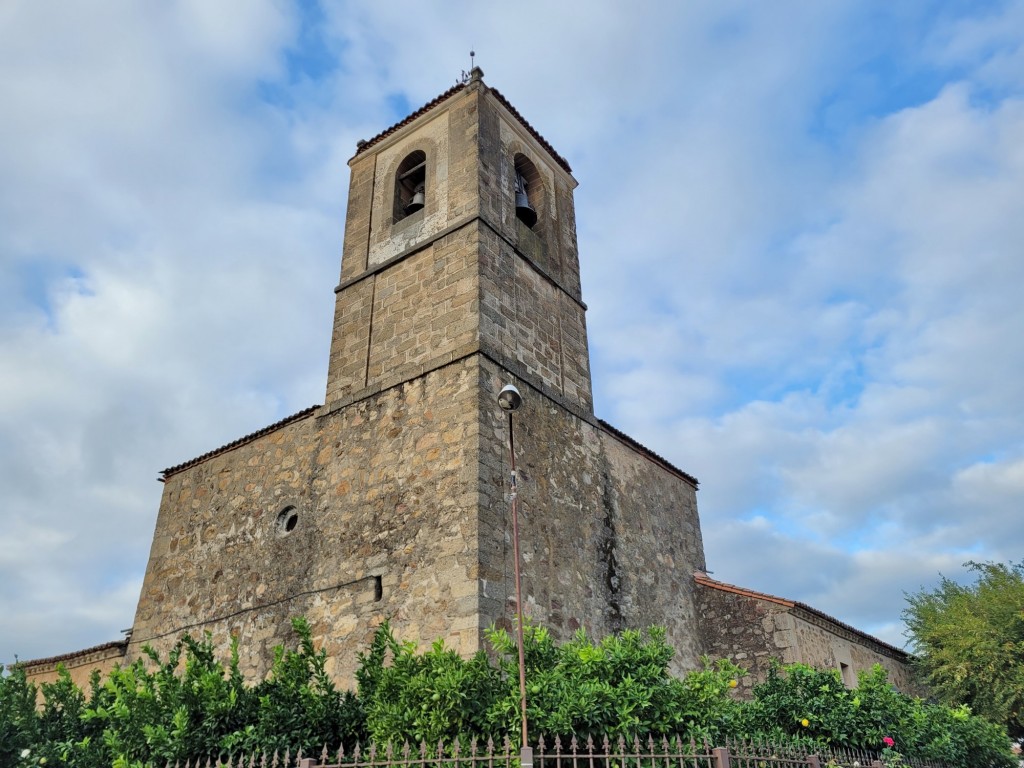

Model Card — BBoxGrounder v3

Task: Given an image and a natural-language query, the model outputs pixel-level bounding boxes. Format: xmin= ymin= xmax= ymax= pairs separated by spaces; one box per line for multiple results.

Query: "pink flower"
xmin=883 ymin=736 xmax=895 ymax=748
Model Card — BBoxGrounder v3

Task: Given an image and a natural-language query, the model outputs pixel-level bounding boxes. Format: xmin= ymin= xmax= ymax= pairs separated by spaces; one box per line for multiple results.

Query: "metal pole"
xmin=508 ymin=411 xmax=529 ymax=750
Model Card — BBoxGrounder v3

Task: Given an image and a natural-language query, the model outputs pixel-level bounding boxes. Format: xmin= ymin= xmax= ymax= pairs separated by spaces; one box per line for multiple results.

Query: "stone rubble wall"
xmin=20 ymin=642 xmax=127 ymax=696
xmin=696 ymin=582 xmax=918 ymax=696
xmin=131 ymin=353 xmax=708 ymax=687
xmin=130 ymin=360 xmax=483 ymax=686
xmin=477 ymin=357 xmax=705 ymax=675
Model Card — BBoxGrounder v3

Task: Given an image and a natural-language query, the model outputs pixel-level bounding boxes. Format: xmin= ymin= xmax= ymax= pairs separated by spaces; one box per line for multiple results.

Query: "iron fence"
xmin=161 ymin=734 xmax=951 ymax=768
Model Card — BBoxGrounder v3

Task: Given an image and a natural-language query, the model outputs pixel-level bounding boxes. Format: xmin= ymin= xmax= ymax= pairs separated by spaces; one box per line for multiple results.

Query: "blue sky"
xmin=1 ymin=0 xmax=1023 ymax=664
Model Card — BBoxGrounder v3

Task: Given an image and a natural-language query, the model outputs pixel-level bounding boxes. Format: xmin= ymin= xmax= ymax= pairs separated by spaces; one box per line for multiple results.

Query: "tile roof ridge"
xmin=354 ymin=82 xmax=467 ymax=157
xmin=596 ymin=418 xmax=698 ymax=487
xmin=160 ymin=404 xmax=321 ymax=479
xmin=351 ymin=77 xmax=573 ymax=175
xmin=487 ymin=87 xmax=572 ymax=174
xmin=694 ymin=572 xmax=909 ymax=658
xmin=694 ymin=572 xmax=795 ymax=607
xmin=16 ymin=639 xmax=128 ymax=670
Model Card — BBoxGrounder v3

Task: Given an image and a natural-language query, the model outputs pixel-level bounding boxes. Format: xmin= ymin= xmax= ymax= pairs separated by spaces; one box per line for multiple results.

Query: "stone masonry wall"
xmin=132 ymin=354 xmax=709 ymax=687
xmin=476 ymin=358 xmax=705 ymax=674
xmin=598 ymin=429 xmax=706 ymax=670
xmin=696 ymin=583 xmax=917 ymax=696
xmin=130 ymin=359 xmax=483 ymax=686
xmin=327 ymin=82 xmax=590 ymax=417
xmin=788 ymin=611 xmax=918 ymax=693
xmin=21 ymin=642 xmax=127 ymax=696
xmin=478 ymin=227 xmax=592 ymax=416
xmin=696 ymin=580 xmax=783 ymax=694
xmin=325 ymin=225 xmax=482 ymax=408
xmin=365 ymin=229 xmax=479 ymax=385
xmin=327 ymin=216 xmax=592 ymax=420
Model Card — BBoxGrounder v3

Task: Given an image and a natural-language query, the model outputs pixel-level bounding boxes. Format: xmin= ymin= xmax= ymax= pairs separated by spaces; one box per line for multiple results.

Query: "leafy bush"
xmin=0 ymin=664 xmax=40 ymax=767
xmin=743 ymin=661 xmax=1016 ymax=768
xmin=232 ymin=617 xmax=365 ymax=755
xmin=357 ymin=620 xmax=499 ymax=748
xmin=1 ymin=619 xmax=362 ymax=767
xmin=356 ymin=620 xmax=743 ymax=750
xmin=73 ymin=632 xmax=256 ymax=765
xmin=2 ymin=619 xmax=1015 ymax=768
xmin=35 ymin=668 xmax=106 ymax=767
xmin=486 ymin=623 xmax=742 ymax=745
xmin=743 ymin=662 xmax=865 ymax=747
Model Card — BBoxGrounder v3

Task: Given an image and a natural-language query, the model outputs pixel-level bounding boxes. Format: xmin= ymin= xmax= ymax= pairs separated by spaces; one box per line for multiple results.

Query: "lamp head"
xmin=497 ymin=384 xmax=523 ymax=412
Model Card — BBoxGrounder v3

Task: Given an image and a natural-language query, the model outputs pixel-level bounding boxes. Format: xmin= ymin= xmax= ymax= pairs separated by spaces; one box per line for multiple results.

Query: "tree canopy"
xmin=903 ymin=560 xmax=1024 ymax=740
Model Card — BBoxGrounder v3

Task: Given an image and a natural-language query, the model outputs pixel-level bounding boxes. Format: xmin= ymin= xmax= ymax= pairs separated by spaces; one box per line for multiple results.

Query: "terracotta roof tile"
xmin=353 ymin=80 xmax=573 ymax=176
xmin=16 ymin=639 xmax=127 ymax=670
xmin=695 ymin=573 xmax=795 ymax=607
xmin=488 ymin=87 xmax=572 ymax=174
xmin=354 ymin=82 xmax=467 ymax=157
xmin=161 ymin=405 xmax=320 ymax=479
xmin=694 ymin=573 xmax=909 ymax=659
xmin=597 ymin=418 xmax=699 ymax=487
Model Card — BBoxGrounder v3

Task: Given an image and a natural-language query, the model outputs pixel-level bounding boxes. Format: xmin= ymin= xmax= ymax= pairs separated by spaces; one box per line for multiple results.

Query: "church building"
xmin=19 ymin=71 xmax=915 ymax=695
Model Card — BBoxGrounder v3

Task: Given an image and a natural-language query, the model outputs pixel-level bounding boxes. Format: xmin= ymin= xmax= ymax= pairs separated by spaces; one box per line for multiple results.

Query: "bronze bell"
xmin=514 ymin=174 xmax=537 ymax=227
xmin=405 ymin=183 xmax=425 ymax=214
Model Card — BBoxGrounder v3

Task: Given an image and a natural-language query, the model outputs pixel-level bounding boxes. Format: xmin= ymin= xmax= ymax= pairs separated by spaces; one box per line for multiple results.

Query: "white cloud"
xmin=1 ymin=0 xmax=1022 ymax=665
xmin=610 ymin=17 xmax=1024 ymax=638
xmin=0 ymin=0 xmax=340 ymax=660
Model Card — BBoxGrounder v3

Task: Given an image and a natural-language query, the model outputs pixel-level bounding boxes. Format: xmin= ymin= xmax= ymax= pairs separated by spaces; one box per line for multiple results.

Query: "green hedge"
xmin=2 ymin=619 xmax=1014 ymax=768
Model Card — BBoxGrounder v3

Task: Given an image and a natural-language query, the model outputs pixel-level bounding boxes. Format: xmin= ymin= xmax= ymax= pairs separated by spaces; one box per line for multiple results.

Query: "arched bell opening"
xmin=394 ymin=150 xmax=427 ymax=222
xmin=513 ymin=154 xmax=542 ymax=229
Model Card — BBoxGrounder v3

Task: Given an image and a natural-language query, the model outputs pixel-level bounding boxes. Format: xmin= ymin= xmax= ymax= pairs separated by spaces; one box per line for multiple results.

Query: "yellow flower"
xmin=801 ymin=718 xmax=810 ymax=727
xmin=729 ymin=679 xmax=738 ymax=688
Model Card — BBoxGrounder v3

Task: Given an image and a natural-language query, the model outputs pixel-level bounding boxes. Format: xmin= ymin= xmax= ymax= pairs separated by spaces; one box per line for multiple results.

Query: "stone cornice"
xmin=334 ymin=212 xmax=586 ymax=311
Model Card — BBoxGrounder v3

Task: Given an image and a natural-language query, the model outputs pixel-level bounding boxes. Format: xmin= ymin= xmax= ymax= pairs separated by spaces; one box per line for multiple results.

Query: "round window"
xmin=276 ymin=506 xmax=299 ymax=535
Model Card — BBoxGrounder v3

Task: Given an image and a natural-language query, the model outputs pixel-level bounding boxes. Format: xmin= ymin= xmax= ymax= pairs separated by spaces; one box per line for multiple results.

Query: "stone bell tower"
xmin=128 ymin=70 xmax=706 ymax=685
xmin=323 ymin=68 xmax=592 ymax=418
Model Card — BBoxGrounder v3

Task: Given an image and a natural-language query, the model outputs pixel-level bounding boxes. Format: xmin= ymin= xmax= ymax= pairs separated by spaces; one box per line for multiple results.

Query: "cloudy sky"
xmin=2 ymin=0 xmax=1022 ymax=665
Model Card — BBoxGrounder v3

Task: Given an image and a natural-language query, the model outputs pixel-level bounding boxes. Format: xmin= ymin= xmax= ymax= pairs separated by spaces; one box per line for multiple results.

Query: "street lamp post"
xmin=497 ymin=384 xmax=531 ymax=768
